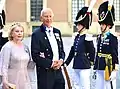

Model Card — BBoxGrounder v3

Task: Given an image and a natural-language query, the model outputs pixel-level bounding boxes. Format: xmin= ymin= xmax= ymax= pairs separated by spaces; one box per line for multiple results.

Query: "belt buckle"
xmin=98 ymin=53 xmax=102 ymax=57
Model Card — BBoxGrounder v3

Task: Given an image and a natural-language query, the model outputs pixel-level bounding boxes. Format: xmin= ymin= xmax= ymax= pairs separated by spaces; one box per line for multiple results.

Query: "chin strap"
xmin=102 ymin=25 xmax=107 ymax=34
xmin=78 ymin=27 xmax=84 ymax=34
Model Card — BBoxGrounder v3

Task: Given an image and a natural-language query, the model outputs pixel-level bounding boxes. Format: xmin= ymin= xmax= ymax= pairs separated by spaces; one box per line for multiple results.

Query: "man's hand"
xmin=2 ymin=82 xmax=9 ymax=89
xmin=51 ymin=61 xmax=58 ymax=68
xmin=51 ymin=60 xmax=63 ymax=70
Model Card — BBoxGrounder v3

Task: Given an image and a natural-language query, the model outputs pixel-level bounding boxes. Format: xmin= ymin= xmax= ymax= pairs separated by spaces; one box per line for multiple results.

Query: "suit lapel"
xmin=40 ymin=25 xmax=52 ymax=50
xmin=53 ymin=28 xmax=59 ymax=43
xmin=40 ymin=25 xmax=61 ymax=52
xmin=53 ymin=28 xmax=61 ymax=53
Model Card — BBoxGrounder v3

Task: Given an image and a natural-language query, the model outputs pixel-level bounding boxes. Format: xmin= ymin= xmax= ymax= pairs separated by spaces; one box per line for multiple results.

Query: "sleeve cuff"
xmin=60 ymin=58 xmax=63 ymax=61
xmin=114 ymin=64 xmax=119 ymax=71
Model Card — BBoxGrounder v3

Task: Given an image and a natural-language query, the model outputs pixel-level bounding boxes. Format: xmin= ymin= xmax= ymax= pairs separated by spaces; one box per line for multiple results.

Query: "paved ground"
xmin=23 ymin=37 xmax=74 ymax=89
xmin=23 ymin=36 xmax=120 ymax=89
xmin=1 ymin=36 xmax=120 ymax=89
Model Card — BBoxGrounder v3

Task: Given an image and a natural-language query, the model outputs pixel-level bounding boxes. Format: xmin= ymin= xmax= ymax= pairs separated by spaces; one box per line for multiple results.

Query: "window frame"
xmin=30 ymin=0 xmax=43 ymax=22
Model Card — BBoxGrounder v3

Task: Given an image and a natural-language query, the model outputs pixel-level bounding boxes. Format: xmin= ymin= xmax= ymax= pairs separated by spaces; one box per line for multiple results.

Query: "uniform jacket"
xmin=94 ymin=32 xmax=118 ymax=70
xmin=65 ymin=34 xmax=95 ymax=69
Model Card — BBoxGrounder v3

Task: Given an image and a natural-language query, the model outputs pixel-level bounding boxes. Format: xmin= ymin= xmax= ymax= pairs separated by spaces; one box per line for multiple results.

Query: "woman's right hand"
xmin=2 ymin=82 xmax=9 ymax=89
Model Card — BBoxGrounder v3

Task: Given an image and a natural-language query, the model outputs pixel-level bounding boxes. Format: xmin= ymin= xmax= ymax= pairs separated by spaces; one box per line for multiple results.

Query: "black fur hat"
xmin=0 ymin=10 xmax=6 ymax=29
xmin=74 ymin=7 xmax=92 ymax=29
xmin=98 ymin=1 xmax=115 ymax=28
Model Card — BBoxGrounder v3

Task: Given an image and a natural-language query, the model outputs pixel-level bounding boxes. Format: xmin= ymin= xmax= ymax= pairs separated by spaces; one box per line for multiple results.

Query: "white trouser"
xmin=96 ymin=70 xmax=116 ymax=89
xmin=72 ymin=69 xmax=91 ymax=89
xmin=116 ymin=66 xmax=120 ymax=88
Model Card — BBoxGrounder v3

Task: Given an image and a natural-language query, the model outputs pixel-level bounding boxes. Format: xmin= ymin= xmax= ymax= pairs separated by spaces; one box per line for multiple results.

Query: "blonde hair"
xmin=8 ymin=23 xmax=24 ymax=41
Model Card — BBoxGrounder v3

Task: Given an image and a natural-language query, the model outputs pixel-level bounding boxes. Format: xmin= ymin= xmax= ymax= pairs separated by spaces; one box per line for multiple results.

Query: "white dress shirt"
xmin=46 ymin=27 xmax=59 ymax=61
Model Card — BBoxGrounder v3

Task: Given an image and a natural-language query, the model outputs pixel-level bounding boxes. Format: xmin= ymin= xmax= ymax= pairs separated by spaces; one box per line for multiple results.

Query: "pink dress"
xmin=1 ymin=41 xmax=31 ymax=89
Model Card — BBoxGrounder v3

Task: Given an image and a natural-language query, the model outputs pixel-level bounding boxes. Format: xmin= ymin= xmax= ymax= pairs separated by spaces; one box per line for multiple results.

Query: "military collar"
xmin=102 ymin=30 xmax=110 ymax=39
xmin=46 ymin=26 xmax=53 ymax=32
xmin=41 ymin=24 xmax=53 ymax=32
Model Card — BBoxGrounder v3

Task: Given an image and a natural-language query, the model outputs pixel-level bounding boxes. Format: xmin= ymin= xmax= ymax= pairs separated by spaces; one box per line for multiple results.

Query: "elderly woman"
xmin=0 ymin=23 xmax=32 ymax=89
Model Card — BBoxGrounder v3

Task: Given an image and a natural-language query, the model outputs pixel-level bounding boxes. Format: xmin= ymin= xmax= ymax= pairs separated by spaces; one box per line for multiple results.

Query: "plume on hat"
xmin=74 ymin=0 xmax=97 ymax=29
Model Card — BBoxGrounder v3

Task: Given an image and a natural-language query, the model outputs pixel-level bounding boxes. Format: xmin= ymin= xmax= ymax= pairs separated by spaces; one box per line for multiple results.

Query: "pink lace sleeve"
xmin=1 ymin=44 xmax=11 ymax=83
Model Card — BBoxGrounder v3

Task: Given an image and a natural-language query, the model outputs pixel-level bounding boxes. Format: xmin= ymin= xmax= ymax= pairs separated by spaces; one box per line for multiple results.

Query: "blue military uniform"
xmin=65 ymin=31 xmax=95 ymax=89
xmin=94 ymin=31 xmax=118 ymax=89
xmin=64 ymin=6 xmax=95 ymax=89
xmin=94 ymin=32 xmax=118 ymax=70
xmin=65 ymin=33 xmax=95 ymax=69
xmin=94 ymin=1 xmax=118 ymax=89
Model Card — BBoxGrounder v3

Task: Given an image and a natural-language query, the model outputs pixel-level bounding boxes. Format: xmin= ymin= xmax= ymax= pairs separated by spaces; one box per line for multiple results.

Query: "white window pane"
xmin=31 ymin=0 xmax=43 ymax=21
xmin=72 ymin=0 xmax=85 ymax=21
xmin=114 ymin=0 xmax=120 ymax=21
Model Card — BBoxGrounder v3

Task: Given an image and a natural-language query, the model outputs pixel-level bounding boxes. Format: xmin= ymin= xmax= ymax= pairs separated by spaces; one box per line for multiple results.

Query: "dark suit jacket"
xmin=31 ymin=24 xmax=65 ymax=89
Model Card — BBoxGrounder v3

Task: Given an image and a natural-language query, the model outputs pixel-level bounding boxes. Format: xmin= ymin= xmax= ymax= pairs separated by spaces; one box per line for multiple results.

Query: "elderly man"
xmin=31 ymin=8 xmax=65 ymax=89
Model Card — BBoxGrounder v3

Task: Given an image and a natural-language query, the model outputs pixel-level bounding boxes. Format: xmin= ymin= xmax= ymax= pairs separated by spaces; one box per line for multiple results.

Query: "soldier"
xmin=64 ymin=6 xmax=95 ymax=89
xmin=94 ymin=1 xmax=119 ymax=89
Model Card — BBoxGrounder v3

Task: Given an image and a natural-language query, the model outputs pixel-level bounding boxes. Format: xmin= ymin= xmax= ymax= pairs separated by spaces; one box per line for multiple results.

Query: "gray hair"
xmin=40 ymin=8 xmax=54 ymax=17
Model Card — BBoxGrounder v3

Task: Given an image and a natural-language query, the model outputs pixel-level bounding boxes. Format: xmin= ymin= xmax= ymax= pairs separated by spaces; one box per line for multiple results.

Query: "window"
xmin=72 ymin=0 xmax=85 ymax=22
xmin=72 ymin=0 xmax=85 ymax=32
xmin=32 ymin=26 xmax=39 ymax=31
xmin=114 ymin=0 xmax=120 ymax=21
xmin=31 ymin=0 xmax=43 ymax=21
xmin=115 ymin=25 xmax=120 ymax=32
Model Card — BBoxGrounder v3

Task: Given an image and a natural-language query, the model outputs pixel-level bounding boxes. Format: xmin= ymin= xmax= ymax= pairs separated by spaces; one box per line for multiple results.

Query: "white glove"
xmin=63 ymin=63 xmax=67 ymax=67
xmin=109 ymin=70 xmax=117 ymax=81
xmin=91 ymin=65 xmax=94 ymax=69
